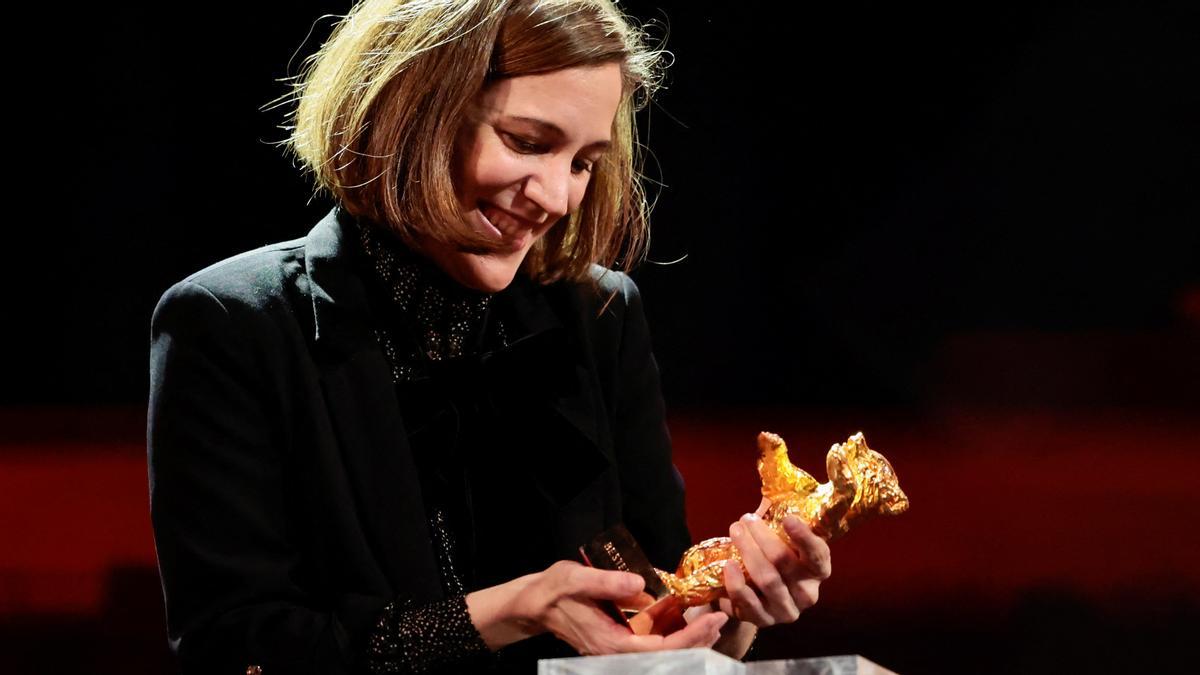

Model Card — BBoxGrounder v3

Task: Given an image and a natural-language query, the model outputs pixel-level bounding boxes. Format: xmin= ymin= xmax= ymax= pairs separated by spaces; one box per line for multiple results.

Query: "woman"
xmin=148 ymin=1 xmax=831 ymax=673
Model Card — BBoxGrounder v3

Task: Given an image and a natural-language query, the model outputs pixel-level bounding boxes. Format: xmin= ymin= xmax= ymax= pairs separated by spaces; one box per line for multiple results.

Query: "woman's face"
xmin=421 ymin=62 xmax=623 ymax=293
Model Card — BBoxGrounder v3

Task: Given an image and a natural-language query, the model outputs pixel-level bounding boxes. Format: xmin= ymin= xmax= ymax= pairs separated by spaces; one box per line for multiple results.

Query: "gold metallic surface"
xmin=657 ymin=432 xmax=910 ymax=606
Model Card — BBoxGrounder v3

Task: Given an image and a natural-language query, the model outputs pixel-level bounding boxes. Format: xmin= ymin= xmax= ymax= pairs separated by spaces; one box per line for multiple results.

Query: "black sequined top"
xmin=354 ymin=218 xmax=507 ymax=673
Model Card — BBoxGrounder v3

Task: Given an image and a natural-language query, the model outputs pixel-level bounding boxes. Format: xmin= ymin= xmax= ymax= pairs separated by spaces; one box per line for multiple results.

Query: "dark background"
xmin=2 ymin=1 xmax=1197 ymax=673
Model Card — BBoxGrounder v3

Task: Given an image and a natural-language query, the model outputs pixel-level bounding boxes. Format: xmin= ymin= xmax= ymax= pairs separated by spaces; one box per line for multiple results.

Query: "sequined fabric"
xmin=355 ymin=217 xmax=507 ymax=383
xmin=428 ymin=508 xmax=468 ymax=597
xmin=367 ymin=595 xmax=489 ymax=674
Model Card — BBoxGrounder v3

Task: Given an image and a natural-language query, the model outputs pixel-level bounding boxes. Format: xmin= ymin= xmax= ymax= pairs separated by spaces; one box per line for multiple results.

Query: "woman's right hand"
xmin=466 ymin=560 xmax=728 ymax=655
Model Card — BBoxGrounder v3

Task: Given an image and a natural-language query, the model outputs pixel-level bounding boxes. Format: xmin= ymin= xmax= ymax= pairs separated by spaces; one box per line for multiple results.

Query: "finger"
xmin=723 ymin=555 xmax=773 ymax=627
xmin=755 ymin=497 xmax=771 ymax=517
xmin=619 ymin=613 xmax=727 ymax=652
xmin=555 ymin=562 xmax=645 ymax=600
xmin=661 ymin=612 xmax=727 ymax=649
xmin=717 ymin=596 xmax=735 ymax=618
xmin=591 ymin=625 xmax=640 ymax=656
xmin=782 ymin=516 xmax=833 ymax=580
xmin=734 ymin=515 xmax=800 ymax=624
xmin=795 ymin=578 xmax=821 ymax=612
xmin=683 ymin=602 xmax=718 ymax=623
xmin=616 ymin=590 xmax=656 ymax=611
xmin=744 ymin=514 xmax=815 ymax=613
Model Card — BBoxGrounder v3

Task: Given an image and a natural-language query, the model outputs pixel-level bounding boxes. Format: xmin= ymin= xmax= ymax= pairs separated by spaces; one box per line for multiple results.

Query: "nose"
xmin=520 ymin=158 xmax=572 ymax=223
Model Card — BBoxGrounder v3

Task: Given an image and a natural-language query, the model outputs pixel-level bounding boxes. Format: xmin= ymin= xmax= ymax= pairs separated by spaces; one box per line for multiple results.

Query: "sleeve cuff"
xmin=366 ymin=595 xmax=491 ymax=673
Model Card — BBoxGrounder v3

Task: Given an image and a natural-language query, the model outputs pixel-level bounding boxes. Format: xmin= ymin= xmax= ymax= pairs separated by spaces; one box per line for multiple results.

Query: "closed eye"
xmin=503 ymin=132 xmax=545 ymax=155
xmin=503 ymin=130 xmax=597 ymax=175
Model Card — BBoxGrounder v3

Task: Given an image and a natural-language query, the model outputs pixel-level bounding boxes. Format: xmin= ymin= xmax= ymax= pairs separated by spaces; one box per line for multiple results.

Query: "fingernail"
xmin=730 ymin=523 xmax=743 ymax=537
xmin=742 ymin=513 xmax=759 ymax=522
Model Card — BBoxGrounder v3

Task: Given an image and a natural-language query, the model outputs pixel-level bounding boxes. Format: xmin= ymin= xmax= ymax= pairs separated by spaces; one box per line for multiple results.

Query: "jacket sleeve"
xmin=149 ymin=280 xmax=387 ymax=674
xmin=608 ymin=274 xmax=692 ymax=570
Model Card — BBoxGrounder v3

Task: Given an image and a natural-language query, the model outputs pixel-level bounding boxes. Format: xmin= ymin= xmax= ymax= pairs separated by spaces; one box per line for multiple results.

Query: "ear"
xmin=825 ymin=446 xmax=856 ymax=498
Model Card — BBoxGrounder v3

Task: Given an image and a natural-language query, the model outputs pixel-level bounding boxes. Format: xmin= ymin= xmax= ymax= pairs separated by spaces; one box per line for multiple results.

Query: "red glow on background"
xmin=0 ymin=445 xmax=153 ymax=615
xmin=1179 ymin=285 xmax=1200 ymax=326
xmin=2 ymin=407 xmax=1197 ymax=621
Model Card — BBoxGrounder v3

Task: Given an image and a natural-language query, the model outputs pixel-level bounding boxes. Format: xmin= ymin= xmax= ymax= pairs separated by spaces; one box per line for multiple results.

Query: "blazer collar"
xmin=304 ymin=206 xmax=378 ymax=357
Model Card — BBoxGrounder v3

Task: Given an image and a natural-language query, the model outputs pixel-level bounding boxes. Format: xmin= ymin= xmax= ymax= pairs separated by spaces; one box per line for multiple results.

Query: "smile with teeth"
xmin=479 ymin=202 xmax=532 ymax=238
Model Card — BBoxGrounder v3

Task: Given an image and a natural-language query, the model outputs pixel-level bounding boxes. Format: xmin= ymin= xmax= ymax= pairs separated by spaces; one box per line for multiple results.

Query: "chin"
xmin=447 ymin=251 xmax=524 ymax=293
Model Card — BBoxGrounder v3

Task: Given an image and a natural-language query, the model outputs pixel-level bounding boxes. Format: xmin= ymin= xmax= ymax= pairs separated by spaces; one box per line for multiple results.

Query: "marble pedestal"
xmin=538 ymin=648 xmax=897 ymax=675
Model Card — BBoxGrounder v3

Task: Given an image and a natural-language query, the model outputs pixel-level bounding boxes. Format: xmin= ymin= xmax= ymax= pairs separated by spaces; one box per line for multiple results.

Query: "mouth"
xmin=477 ymin=201 xmax=536 ymax=251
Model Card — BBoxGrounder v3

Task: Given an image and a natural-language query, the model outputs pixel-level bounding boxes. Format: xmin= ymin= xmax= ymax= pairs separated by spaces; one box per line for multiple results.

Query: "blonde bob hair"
xmin=282 ymin=0 xmax=667 ymax=284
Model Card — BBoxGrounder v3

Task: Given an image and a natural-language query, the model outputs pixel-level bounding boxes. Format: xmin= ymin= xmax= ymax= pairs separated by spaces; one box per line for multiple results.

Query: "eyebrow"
xmin=503 ymin=115 xmax=612 ymax=151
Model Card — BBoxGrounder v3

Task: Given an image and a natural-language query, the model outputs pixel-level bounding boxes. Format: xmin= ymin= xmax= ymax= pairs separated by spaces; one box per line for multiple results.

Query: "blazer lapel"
xmin=303 ymin=207 xmax=441 ymax=602
xmin=495 ymin=275 xmax=614 ymax=508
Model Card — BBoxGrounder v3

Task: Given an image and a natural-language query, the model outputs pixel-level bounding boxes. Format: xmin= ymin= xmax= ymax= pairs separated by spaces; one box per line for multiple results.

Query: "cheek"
xmin=467 ymin=144 xmax=528 ymax=196
xmin=569 ymin=179 xmax=593 ymax=212
xmin=456 ymin=133 xmax=508 ymax=201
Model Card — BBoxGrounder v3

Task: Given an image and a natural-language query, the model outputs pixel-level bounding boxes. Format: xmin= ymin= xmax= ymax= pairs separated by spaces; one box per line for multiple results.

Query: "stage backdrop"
xmin=2 ymin=1 xmax=1197 ymax=673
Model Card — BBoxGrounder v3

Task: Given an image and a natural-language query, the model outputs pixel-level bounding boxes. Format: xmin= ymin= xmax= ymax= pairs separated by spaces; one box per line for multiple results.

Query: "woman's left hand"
xmin=721 ymin=504 xmax=832 ymax=627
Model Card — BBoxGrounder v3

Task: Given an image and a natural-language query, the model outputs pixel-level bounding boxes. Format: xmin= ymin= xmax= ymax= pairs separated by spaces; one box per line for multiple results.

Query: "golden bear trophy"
xmin=581 ymin=431 xmax=909 ymax=634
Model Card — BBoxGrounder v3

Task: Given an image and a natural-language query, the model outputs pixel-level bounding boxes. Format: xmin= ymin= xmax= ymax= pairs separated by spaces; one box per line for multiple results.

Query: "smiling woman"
xmin=147 ymin=1 xmax=827 ymax=674
xmin=285 ymin=0 xmax=656 ymax=288
xmin=428 ymin=63 xmax=625 ymax=292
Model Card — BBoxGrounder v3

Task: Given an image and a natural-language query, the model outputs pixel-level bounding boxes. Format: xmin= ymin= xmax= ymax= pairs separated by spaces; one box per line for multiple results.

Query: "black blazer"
xmin=148 ymin=207 xmax=691 ymax=674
